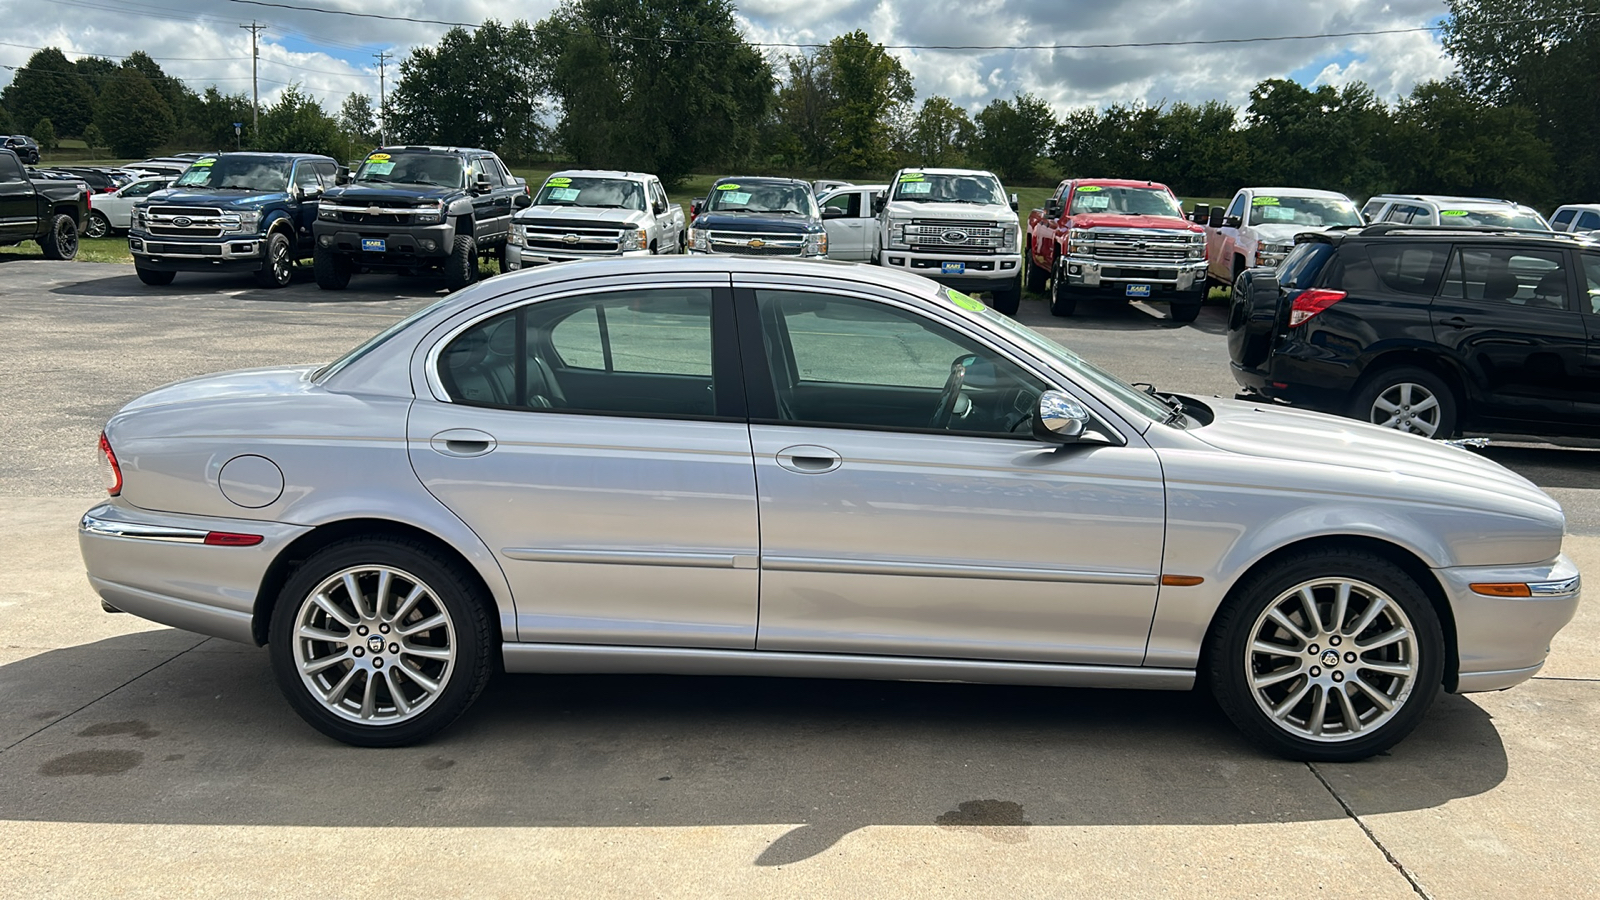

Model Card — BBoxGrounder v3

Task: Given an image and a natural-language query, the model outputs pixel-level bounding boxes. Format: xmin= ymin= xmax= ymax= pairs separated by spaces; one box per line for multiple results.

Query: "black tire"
xmin=313 ymin=244 xmax=353 ymax=290
xmin=1348 ymin=366 xmax=1458 ymax=439
xmin=84 ymin=211 xmax=110 ymax=240
xmin=1206 ymin=548 xmax=1444 ymax=762
xmin=254 ymin=231 xmax=293 ymax=289
xmin=1049 ymin=261 xmax=1078 ymax=317
xmin=445 ymin=234 xmax=478 ymax=291
xmin=1225 ymin=270 xmax=1284 ymax=368
xmin=990 ymin=280 xmax=1022 ymax=316
xmin=268 ymin=537 xmax=495 ymax=747
xmin=135 ymin=266 xmax=175 ymax=286
xmin=40 ymin=213 xmax=79 ymax=260
xmin=1024 ymin=254 xmax=1048 ymax=293
xmin=1170 ymin=295 xmax=1203 ymax=324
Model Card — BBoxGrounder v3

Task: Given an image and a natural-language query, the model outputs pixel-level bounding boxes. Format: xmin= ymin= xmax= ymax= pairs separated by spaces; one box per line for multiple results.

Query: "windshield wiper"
xmin=1134 ymin=383 xmax=1188 ymax=427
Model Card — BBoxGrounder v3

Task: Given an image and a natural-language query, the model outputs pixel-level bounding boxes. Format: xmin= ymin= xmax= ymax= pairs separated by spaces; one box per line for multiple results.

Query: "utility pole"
xmin=373 ymin=51 xmax=391 ymax=146
xmin=241 ymin=21 xmax=266 ymax=144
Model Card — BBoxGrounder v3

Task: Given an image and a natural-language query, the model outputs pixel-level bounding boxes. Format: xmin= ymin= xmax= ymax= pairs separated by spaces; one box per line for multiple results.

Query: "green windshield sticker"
xmin=1252 ymin=196 xmax=1280 ymax=206
xmin=546 ymin=177 xmax=571 ymax=186
xmin=547 ymin=187 xmax=580 ymax=202
xmin=721 ymin=191 xmax=752 ymax=205
xmin=367 ymin=152 xmax=390 ymax=161
xmin=1440 ymin=210 xmax=1469 ymax=217
xmin=717 ymin=183 xmax=740 ymax=191
xmin=898 ymin=173 xmax=925 ymax=182
xmin=364 ymin=161 xmax=395 ymax=176
xmin=948 ymin=290 xmax=986 ymax=312
xmin=193 ymin=158 xmax=216 ymax=167
xmin=1076 ymin=185 xmax=1102 ymax=192
xmin=900 ymin=181 xmax=932 ymax=195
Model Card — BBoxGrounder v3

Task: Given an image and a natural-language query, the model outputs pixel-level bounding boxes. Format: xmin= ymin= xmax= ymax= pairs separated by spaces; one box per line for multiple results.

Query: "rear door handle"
xmin=775 ymin=444 xmax=841 ymax=474
xmin=1441 ymin=316 xmax=1469 ymax=329
xmin=430 ymin=428 xmax=497 ymax=457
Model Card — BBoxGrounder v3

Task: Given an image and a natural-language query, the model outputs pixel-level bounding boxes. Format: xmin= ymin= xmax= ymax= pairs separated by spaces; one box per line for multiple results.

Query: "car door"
xmin=1578 ymin=252 xmax=1600 ymax=424
xmin=289 ymin=160 xmax=325 ymax=247
xmin=105 ymin=178 xmax=166 ymax=229
xmin=0 ymin=151 xmax=34 ymax=242
xmin=737 ymin=281 xmax=1166 ymax=665
xmin=408 ymin=279 xmax=762 ymax=648
xmin=469 ymin=155 xmax=513 ymax=246
xmin=1433 ymin=244 xmax=1589 ymax=424
xmin=648 ymin=179 xmax=679 ymax=251
xmin=820 ymin=189 xmax=866 ymax=260
xmin=1215 ymin=190 xmax=1249 ymax=278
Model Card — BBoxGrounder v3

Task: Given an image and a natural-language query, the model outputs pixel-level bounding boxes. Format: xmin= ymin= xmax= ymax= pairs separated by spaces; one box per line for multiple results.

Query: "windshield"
xmin=893 ymin=173 xmax=1006 ymax=205
xmin=1248 ymin=195 xmax=1362 ymax=227
xmin=174 ymin=156 xmax=290 ymax=191
xmin=355 ymin=151 xmax=464 ymax=189
xmin=706 ymin=182 xmax=817 ymax=216
xmin=1069 ymin=186 xmax=1182 ymax=217
xmin=1438 ymin=208 xmax=1550 ymax=230
xmin=942 ymin=288 xmax=1174 ymax=423
xmin=535 ymin=176 xmax=644 ymax=210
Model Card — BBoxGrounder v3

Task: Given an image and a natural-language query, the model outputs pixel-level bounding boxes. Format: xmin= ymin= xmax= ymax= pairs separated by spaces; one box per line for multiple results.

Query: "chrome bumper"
xmin=1438 ymin=554 xmax=1581 ymax=692
xmin=129 ymin=235 xmax=265 ymax=260
xmin=1062 ymin=255 xmax=1208 ymax=290
xmin=505 ymin=245 xmax=651 ymax=270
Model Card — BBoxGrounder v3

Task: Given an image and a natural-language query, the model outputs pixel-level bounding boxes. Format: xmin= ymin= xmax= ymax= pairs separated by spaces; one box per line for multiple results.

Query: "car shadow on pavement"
xmin=1016 ymin=296 xmax=1229 ymax=336
xmin=40 ymin=265 xmax=466 ymax=303
xmin=0 ymin=633 xmax=1508 ymax=865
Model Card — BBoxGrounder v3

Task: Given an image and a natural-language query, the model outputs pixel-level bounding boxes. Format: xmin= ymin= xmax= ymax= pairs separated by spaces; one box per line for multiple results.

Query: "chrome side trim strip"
xmin=502 ymin=642 xmax=1195 ymax=690
xmin=501 ymin=548 xmax=759 ymax=569
xmin=761 ymin=555 xmax=1158 ymax=585
xmin=1529 ymin=575 xmax=1581 ymax=598
xmin=80 ymin=513 xmax=207 ymax=544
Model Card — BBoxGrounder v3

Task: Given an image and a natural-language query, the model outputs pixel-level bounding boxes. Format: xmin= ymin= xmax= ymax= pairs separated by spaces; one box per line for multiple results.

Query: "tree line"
xmin=0 ymin=0 xmax=1591 ymax=206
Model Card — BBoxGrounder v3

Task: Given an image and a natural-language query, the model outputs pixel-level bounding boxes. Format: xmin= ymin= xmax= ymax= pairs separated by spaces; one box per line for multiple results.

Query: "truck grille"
xmin=522 ymin=222 xmax=628 ymax=254
xmin=907 ymin=219 xmax=1004 ymax=253
xmin=1080 ymin=230 xmax=1196 ymax=264
xmin=707 ymin=231 xmax=807 ymax=256
xmin=147 ymin=206 xmax=225 ymax=238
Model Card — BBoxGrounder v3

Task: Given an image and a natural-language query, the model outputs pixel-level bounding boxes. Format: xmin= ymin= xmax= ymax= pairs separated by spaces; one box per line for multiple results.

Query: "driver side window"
xmin=754 ymin=290 xmax=1045 ymax=436
xmin=1226 ymin=193 xmax=1247 ymax=219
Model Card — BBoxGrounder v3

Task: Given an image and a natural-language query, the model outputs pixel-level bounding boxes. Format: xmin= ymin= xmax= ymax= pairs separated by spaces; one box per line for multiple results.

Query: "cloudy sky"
xmin=0 ymin=0 xmax=1457 ymax=116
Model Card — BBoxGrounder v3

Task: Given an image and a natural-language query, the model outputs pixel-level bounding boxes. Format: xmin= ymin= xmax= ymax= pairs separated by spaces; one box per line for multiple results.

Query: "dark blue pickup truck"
xmin=687 ymin=176 xmax=828 ymax=257
xmin=128 ymin=152 xmax=341 ymax=288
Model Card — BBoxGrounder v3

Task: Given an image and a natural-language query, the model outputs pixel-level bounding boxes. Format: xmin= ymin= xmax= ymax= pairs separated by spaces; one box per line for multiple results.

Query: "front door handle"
xmin=775 ymin=444 xmax=841 ymax=474
xmin=430 ymin=428 xmax=497 ymax=457
xmin=1441 ymin=316 xmax=1469 ymax=329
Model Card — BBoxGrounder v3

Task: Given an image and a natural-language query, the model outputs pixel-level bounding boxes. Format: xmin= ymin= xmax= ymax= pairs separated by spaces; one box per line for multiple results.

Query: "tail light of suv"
xmin=98 ymin=431 xmax=122 ymax=496
xmin=1288 ymin=289 xmax=1347 ymax=327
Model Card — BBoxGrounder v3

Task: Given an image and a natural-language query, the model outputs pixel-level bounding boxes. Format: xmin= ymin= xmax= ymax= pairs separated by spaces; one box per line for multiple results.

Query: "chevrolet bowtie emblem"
xmin=562 ymin=233 xmax=581 ymax=244
xmin=366 ymin=206 xmax=382 ymax=216
xmin=747 ymin=238 xmax=766 ymax=250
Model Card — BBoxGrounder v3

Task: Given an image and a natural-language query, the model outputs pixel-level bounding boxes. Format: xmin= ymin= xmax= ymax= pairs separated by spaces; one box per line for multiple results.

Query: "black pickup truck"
xmin=0 ymin=148 xmax=88 ymax=259
xmin=312 ymin=145 xmax=530 ymax=291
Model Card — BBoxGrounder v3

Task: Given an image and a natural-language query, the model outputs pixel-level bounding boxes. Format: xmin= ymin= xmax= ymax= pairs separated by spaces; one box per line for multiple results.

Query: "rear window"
xmin=1277 ymin=241 xmax=1334 ymax=289
xmin=1364 ymin=243 xmax=1449 ymax=295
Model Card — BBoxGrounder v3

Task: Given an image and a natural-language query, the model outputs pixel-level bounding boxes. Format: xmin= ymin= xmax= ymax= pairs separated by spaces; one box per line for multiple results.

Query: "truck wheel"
xmin=445 ymin=235 xmax=478 ymax=291
xmin=990 ymin=281 xmax=1022 ymax=316
xmin=1049 ymin=262 xmax=1078 ymax=317
xmin=135 ymin=266 xmax=175 ymax=286
xmin=313 ymin=244 xmax=353 ymax=290
xmin=84 ymin=211 xmax=110 ymax=240
xmin=1170 ymin=292 xmax=1204 ymax=324
xmin=678 ymin=231 xmax=688 ymax=254
xmin=40 ymin=213 xmax=80 ymax=260
xmin=1024 ymin=255 xmax=1048 ymax=293
xmin=254 ymin=231 xmax=293 ymax=289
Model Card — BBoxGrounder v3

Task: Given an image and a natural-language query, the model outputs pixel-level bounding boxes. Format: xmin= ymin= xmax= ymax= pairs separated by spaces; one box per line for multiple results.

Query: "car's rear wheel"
xmin=1050 ymin=261 xmax=1078 ymax=316
xmin=254 ymin=231 xmax=293 ymax=289
xmin=1207 ymin=549 xmax=1443 ymax=761
xmin=1349 ymin=366 xmax=1457 ymax=439
xmin=135 ymin=266 xmax=175 ymax=286
xmin=313 ymin=244 xmax=353 ymax=290
xmin=268 ymin=538 xmax=493 ymax=747
xmin=445 ymin=234 xmax=478 ymax=291
xmin=84 ymin=211 xmax=110 ymax=240
xmin=40 ymin=213 xmax=79 ymax=260
xmin=1025 ymin=254 xmax=1048 ymax=293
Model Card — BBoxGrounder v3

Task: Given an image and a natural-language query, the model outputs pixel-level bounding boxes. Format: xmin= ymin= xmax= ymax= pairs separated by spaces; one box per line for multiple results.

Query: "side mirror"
xmin=653 ymin=200 xmax=667 ymax=215
xmin=822 ymin=206 xmax=847 ymax=219
xmin=514 ymin=193 xmax=532 ymax=209
xmin=473 ymin=173 xmax=493 ymax=193
xmin=1009 ymin=192 xmax=1019 ymax=211
xmin=1032 ymin=391 xmax=1092 ymax=443
xmin=513 ymin=176 xmax=526 ymax=186
xmin=872 ymin=191 xmax=886 ymax=214
xmin=691 ymin=199 xmax=704 ymax=217
xmin=1192 ymin=203 xmax=1210 ymax=225
xmin=1207 ymin=207 xmax=1225 ymax=228
xmin=299 ymin=184 xmax=323 ymax=201
xmin=1044 ymin=198 xmax=1062 ymax=218
xmin=1224 ymin=215 xmax=1242 ymax=228
xmin=335 ymin=167 xmax=350 ymax=186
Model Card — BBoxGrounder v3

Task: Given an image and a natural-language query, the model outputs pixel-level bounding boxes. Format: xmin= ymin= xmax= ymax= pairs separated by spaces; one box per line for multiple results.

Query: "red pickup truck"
xmin=1026 ymin=178 xmax=1208 ymax=322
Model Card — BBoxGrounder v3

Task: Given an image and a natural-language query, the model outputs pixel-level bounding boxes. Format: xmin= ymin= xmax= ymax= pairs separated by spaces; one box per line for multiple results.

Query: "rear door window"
xmin=1552 ymin=209 xmax=1577 ymax=230
xmin=1365 ymin=243 xmax=1449 ymax=295
xmin=1578 ymin=211 xmax=1600 ymax=232
xmin=1442 ymin=247 xmax=1572 ymax=311
xmin=1277 ymin=242 xmax=1335 ymax=289
xmin=1581 ymin=254 xmax=1600 ymax=315
xmin=0 ymin=153 xmax=24 ymax=183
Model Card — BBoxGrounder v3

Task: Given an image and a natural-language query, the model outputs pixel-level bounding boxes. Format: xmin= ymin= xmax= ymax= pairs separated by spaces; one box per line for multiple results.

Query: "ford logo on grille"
xmin=941 ymin=230 xmax=968 ymax=244
xmin=171 ymin=216 xmax=193 ymax=228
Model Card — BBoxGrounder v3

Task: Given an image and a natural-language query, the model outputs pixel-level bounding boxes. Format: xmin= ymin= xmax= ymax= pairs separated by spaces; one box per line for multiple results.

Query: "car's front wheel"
xmin=313 ymin=244 xmax=353 ymax=290
xmin=445 ymin=234 xmax=478 ymax=291
xmin=254 ymin=231 xmax=293 ymax=289
xmin=1349 ymin=366 xmax=1458 ymax=439
xmin=84 ymin=211 xmax=110 ymax=240
xmin=1050 ymin=261 xmax=1078 ymax=316
xmin=1207 ymin=549 xmax=1443 ymax=761
xmin=268 ymin=538 xmax=494 ymax=747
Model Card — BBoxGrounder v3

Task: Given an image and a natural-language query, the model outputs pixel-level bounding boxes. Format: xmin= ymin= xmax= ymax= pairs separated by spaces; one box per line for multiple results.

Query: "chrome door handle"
xmin=430 ymin=428 xmax=497 ymax=457
xmin=775 ymin=444 xmax=841 ymax=474
xmin=1441 ymin=316 xmax=1469 ymax=329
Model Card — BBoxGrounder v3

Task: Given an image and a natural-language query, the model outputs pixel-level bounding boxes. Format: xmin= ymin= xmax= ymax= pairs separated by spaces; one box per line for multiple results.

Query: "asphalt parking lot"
xmin=2 ymin=259 xmax=1597 ymax=898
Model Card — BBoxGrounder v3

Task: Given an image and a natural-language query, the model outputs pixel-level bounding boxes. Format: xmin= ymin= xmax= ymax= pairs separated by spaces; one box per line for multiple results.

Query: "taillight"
xmin=1288 ymin=289 xmax=1347 ymax=327
xmin=98 ymin=432 xmax=122 ymax=496
xmin=204 ymin=532 xmax=264 ymax=547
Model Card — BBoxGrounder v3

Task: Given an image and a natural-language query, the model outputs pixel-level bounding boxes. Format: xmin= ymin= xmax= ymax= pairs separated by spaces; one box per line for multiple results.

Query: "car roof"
xmin=1070 ymin=178 xmax=1173 ymax=190
xmin=1554 ymin=203 xmax=1600 ymax=212
xmin=898 ymin=167 xmax=1001 ymax=178
xmin=712 ymin=176 xmax=808 ymax=187
xmin=547 ymin=169 xmax=653 ymax=181
xmin=1367 ymin=194 xmax=1524 ymax=208
xmin=211 ymin=151 xmax=334 ymax=160
xmin=1318 ymin=224 xmax=1597 ymax=246
xmin=376 ymin=145 xmax=493 ymax=156
xmin=1241 ymin=187 xmax=1351 ymax=200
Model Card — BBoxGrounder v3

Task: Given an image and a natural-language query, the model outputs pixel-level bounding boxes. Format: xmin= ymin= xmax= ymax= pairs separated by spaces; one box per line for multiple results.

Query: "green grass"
xmin=0 ymin=236 xmax=131 ymax=264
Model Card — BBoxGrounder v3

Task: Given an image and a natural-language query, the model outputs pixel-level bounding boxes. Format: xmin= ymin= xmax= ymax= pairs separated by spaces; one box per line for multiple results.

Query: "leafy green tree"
xmin=82 ymin=123 xmax=106 ymax=151
xmin=0 ymin=103 xmax=15 ymax=135
xmin=536 ymin=0 xmax=773 ymax=186
xmin=338 ymin=93 xmax=377 ymax=149
xmin=194 ymin=87 xmax=255 ymax=150
xmin=901 ymin=96 xmax=975 ymax=167
xmin=258 ymin=85 xmax=344 ymax=158
xmin=1386 ymin=78 xmax=1554 ymax=204
xmin=33 ymin=117 xmax=58 ymax=151
xmin=770 ymin=52 xmax=833 ymax=169
xmin=0 ymin=48 xmax=97 ymax=136
xmin=819 ymin=31 xmax=913 ymax=175
xmin=120 ymin=51 xmax=198 ymax=128
xmin=973 ymin=93 xmax=1055 ymax=183
xmin=95 ymin=67 xmax=174 ymax=158
xmin=1244 ymin=79 xmax=1391 ymax=199
xmin=390 ymin=20 xmax=544 ymax=160
xmin=74 ymin=56 xmax=119 ymax=85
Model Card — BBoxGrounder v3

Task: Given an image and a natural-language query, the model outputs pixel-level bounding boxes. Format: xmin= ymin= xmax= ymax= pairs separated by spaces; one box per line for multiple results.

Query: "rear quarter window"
xmin=1364 ymin=243 xmax=1449 ymax=295
xmin=1277 ymin=241 xmax=1334 ymax=290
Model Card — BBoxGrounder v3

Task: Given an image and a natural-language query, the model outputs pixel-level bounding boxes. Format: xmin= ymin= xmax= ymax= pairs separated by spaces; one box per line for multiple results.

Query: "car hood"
xmin=1250 ymin=222 xmax=1338 ymax=243
xmin=119 ymin=366 xmax=320 ymax=413
xmin=691 ymin=212 xmax=821 ymax=233
xmin=325 ymin=183 xmax=459 ymax=205
xmin=1073 ymin=213 xmax=1199 ymax=231
xmin=1186 ymin=397 xmax=1561 ymax=519
xmin=147 ymin=188 xmax=289 ymax=209
xmin=516 ymin=204 xmax=647 ymax=224
xmin=888 ymin=202 xmax=1012 ymax=222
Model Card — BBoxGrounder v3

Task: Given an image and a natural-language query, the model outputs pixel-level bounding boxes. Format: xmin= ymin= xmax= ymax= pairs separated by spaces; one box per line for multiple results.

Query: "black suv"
xmin=3 ymin=135 xmax=41 ymax=165
xmin=312 ymin=145 xmax=530 ymax=291
xmin=1229 ymin=225 xmax=1600 ymax=439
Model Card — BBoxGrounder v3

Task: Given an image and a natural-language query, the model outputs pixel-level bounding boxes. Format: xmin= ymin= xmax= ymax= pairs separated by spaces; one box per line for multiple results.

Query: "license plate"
xmin=361 ymin=238 xmax=387 ymax=253
xmin=1125 ymin=283 xmax=1152 ymax=298
xmin=941 ymin=262 xmax=965 ymax=275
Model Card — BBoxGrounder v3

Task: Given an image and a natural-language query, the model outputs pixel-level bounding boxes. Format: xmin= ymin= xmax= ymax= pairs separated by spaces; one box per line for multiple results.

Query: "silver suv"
xmin=1360 ymin=194 xmax=1549 ymax=230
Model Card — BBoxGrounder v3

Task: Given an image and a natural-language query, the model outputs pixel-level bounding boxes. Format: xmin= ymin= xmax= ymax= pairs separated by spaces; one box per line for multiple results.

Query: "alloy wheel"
xmin=1369 ymin=381 xmax=1441 ymax=437
xmin=57 ymin=217 xmax=79 ymax=257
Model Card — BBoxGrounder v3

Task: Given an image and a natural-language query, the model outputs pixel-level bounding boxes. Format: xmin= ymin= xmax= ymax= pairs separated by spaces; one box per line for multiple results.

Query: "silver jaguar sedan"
xmin=79 ymin=257 xmax=1580 ymax=760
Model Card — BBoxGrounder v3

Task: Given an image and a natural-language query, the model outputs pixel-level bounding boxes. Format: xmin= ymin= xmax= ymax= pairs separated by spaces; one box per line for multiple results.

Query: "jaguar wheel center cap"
xmin=367 ymin=635 xmax=386 ymax=654
xmin=1321 ymin=649 xmax=1340 ymax=668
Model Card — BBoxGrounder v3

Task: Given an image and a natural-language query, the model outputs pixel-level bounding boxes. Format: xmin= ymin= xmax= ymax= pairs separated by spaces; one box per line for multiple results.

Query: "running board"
xmin=501 ymin=643 xmax=1194 ymax=691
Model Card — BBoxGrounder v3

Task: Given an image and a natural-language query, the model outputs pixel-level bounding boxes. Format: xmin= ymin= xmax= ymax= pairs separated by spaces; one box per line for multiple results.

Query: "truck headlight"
xmin=887 ymin=221 xmax=908 ymax=249
xmin=688 ymin=228 xmax=710 ymax=252
xmin=412 ymin=202 xmax=444 ymax=224
xmin=508 ymin=224 xmax=524 ymax=247
xmin=317 ymin=206 xmax=338 ymax=221
xmin=133 ymin=208 xmax=147 ymax=229
xmin=1067 ymin=228 xmax=1093 ymax=252
xmin=224 ymin=211 xmax=262 ymax=234
xmin=805 ymin=232 xmax=827 ymax=256
xmin=1001 ymin=224 xmax=1019 ymax=253
xmin=619 ymin=228 xmax=648 ymax=252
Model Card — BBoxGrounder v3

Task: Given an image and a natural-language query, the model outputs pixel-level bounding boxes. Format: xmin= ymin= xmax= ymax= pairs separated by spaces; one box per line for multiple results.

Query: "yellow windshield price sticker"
xmin=193 ymin=158 xmax=216 ymax=167
xmin=1077 ymin=185 xmax=1102 ymax=192
xmin=547 ymin=177 xmax=571 ymax=186
xmin=1252 ymin=196 xmax=1280 ymax=206
xmin=717 ymin=183 xmax=740 ymax=190
xmin=947 ymin=290 xmax=986 ymax=312
xmin=1441 ymin=210 xmax=1469 ymax=217
xmin=367 ymin=153 xmax=390 ymax=161
xmin=898 ymin=173 xmax=925 ymax=182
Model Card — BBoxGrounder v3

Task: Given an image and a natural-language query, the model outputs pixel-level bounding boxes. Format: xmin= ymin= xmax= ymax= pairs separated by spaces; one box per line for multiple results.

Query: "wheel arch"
xmin=1355 ymin=349 xmax=1471 ymax=406
xmin=252 ymin=517 xmax=505 ymax=649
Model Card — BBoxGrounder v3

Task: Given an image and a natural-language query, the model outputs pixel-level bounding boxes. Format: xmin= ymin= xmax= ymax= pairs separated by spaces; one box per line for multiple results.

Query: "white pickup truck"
xmin=505 ymin=169 xmax=687 ymax=269
xmin=1201 ymin=187 xmax=1362 ymax=287
xmin=818 ymin=182 xmax=885 ymax=262
xmin=874 ymin=168 xmax=1023 ymax=315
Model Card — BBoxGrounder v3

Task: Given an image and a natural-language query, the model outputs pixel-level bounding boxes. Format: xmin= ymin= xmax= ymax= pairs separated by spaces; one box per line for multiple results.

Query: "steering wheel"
xmin=929 ymin=354 xmax=973 ymax=429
